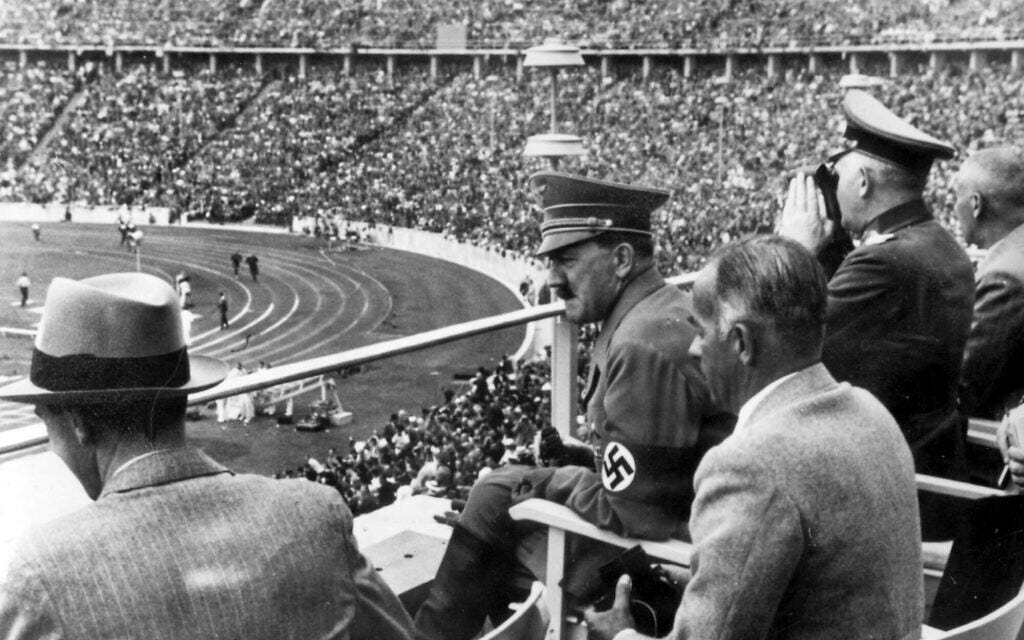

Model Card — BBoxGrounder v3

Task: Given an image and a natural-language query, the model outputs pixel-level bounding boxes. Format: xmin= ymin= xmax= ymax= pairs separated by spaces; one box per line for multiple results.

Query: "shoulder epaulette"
xmin=862 ymin=233 xmax=896 ymax=247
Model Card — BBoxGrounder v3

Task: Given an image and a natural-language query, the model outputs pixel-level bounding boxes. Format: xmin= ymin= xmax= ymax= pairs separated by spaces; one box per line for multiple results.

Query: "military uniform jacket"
xmin=620 ymin=364 xmax=923 ymax=640
xmin=961 ymin=223 xmax=1024 ymax=420
xmin=821 ymin=199 xmax=974 ymax=474
xmin=0 ymin=447 xmax=413 ymax=640
xmin=520 ymin=267 xmax=724 ymax=541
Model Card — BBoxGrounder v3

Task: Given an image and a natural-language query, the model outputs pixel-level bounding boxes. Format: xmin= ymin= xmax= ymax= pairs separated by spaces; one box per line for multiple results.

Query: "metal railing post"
xmin=550 ymin=316 xmax=578 ymax=437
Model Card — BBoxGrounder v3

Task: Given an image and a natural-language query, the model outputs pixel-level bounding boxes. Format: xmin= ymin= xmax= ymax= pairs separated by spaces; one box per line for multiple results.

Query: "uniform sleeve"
xmin=338 ymin=509 xmax=414 ymax=640
xmin=663 ymin=445 xmax=804 ymax=640
xmin=0 ymin=557 xmax=64 ymax=640
xmin=824 ymin=246 xmax=896 ymax=335
xmin=821 ymin=247 xmax=899 ymax=388
xmin=960 ymin=271 xmax=1024 ymax=417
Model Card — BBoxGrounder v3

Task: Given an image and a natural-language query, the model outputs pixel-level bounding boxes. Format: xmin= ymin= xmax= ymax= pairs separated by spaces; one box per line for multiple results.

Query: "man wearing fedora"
xmin=414 ymin=173 xmax=731 ymax=640
xmin=0 ymin=273 xmax=413 ymax=640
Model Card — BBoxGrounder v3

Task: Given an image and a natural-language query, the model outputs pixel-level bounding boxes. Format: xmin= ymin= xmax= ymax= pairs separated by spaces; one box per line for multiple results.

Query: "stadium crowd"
xmin=1 ymin=0 xmax=1023 ymax=48
xmin=273 ymin=356 xmax=551 ymax=515
xmin=4 ymin=43 xmax=1024 ymax=521
xmin=4 ymin=58 xmax=1024 ymax=270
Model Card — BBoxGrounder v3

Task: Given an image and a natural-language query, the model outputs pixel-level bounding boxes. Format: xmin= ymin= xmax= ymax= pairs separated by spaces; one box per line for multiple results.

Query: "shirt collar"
xmin=735 ymin=370 xmax=801 ymax=433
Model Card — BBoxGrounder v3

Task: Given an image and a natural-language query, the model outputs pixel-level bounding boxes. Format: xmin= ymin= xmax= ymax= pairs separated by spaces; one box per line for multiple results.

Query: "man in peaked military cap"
xmin=778 ymin=90 xmax=974 ymax=497
xmin=414 ymin=173 xmax=731 ymax=640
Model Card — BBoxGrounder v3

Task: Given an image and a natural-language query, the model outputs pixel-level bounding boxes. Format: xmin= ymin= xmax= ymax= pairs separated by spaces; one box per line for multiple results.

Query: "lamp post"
xmin=522 ymin=40 xmax=586 ymax=170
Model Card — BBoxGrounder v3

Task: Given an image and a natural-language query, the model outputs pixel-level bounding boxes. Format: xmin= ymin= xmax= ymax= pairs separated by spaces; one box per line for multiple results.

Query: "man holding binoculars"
xmin=777 ymin=90 xmax=974 ymax=496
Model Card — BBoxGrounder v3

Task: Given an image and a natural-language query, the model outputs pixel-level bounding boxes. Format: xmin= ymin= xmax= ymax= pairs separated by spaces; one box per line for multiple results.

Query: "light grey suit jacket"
xmin=622 ymin=364 xmax=923 ymax=640
xmin=0 ymin=447 xmax=413 ymax=640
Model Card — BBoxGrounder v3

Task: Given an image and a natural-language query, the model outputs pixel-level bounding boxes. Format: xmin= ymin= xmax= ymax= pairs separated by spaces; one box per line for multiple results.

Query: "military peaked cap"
xmin=840 ymin=89 xmax=955 ymax=174
xmin=530 ymin=171 xmax=670 ymax=256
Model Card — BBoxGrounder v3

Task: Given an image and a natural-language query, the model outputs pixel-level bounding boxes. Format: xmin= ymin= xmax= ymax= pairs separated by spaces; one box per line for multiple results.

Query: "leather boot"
xmin=414 ymin=524 xmax=512 ymax=640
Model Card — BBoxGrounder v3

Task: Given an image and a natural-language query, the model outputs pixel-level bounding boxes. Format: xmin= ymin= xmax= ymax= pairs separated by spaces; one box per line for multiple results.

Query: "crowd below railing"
xmin=1 ymin=0 xmax=1024 ymax=50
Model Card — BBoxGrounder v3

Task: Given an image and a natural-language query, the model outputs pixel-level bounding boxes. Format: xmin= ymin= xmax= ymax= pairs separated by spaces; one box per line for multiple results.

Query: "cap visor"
xmin=0 ymin=356 xmax=230 ymax=405
xmin=536 ymin=230 xmax=602 ymax=257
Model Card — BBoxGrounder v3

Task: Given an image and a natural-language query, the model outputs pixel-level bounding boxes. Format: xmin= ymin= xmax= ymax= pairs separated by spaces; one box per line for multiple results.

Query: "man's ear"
xmin=970 ymin=192 xmax=985 ymax=220
xmin=611 ymin=242 xmax=636 ymax=278
xmin=857 ymin=166 xmax=871 ymax=199
xmin=730 ymin=321 xmax=757 ymax=367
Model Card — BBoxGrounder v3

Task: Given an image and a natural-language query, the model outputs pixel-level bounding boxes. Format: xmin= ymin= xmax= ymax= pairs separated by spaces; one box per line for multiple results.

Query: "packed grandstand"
xmin=3 ymin=2 xmax=1024 ymax=517
xmin=2 ymin=0 xmax=1024 ymax=48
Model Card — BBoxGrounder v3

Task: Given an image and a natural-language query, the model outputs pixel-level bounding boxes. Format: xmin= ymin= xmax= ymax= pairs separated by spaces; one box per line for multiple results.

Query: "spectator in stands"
xmin=777 ymin=89 xmax=974 ymax=485
xmin=0 ymin=272 xmax=413 ymax=640
xmin=414 ymin=172 xmax=731 ymax=640
xmin=587 ymin=235 xmax=922 ymax=640
xmin=955 ymin=146 xmax=1024 ymax=422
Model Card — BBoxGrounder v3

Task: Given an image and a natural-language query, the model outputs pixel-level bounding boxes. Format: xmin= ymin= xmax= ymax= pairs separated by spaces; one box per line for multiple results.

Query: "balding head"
xmin=955 ymin=146 xmax=1024 ymax=248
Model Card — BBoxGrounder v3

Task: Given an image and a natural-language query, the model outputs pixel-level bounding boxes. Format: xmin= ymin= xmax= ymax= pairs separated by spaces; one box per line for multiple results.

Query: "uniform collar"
xmin=100 ymin=446 xmax=232 ymax=498
xmin=593 ymin=267 xmax=665 ymax=357
xmin=863 ymin=199 xmax=932 ymax=236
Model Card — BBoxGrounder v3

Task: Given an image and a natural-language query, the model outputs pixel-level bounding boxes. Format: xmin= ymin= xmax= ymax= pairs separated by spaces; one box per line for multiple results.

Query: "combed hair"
xmin=968 ymin=146 xmax=1024 ymax=211
xmin=706 ymin=235 xmax=828 ymax=354
xmin=593 ymin=231 xmax=654 ymax=258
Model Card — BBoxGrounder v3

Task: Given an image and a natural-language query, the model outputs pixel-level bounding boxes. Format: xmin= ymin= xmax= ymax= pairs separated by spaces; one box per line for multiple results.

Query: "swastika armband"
xmin=602 ymin=442 xmax=637 ymax=492
xmin=599 ymin=438 xmax=696 ymax=510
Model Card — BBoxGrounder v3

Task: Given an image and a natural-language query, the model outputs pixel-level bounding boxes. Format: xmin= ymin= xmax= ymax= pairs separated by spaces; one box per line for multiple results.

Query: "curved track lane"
xmin=0 ymin=222 xmax=525 ymax=473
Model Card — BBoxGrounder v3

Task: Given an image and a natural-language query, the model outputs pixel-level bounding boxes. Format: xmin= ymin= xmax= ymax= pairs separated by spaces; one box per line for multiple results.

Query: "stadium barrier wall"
xmin=364 ymin=225 xmax=550 ymax=362
xmin=0 ymin=202 xmax=170 ymax=225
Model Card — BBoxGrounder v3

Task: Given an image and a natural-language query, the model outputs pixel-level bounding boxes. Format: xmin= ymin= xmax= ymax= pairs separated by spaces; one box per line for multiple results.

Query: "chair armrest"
xmin=922 ymin=540 xmax=952 ymax=575
xmin=508 ymin=498 xmax=692 ymax=567
xmin=916 ymin=473 xmax=1011 ymax=499
xmin=967 ymin=417 xmax=1000 ymax=449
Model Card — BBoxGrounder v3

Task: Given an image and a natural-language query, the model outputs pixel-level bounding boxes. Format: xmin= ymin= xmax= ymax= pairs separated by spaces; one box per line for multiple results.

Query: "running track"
xmin=0 ymin=221 xmax=524 ymax=471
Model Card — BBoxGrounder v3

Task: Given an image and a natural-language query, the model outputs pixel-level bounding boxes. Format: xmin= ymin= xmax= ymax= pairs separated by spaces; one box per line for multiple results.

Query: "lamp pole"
xmin=523 ymin=41 xmax=586 ymax=170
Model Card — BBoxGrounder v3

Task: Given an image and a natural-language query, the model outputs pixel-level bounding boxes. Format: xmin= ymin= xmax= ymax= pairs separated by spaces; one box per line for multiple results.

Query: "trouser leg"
xmin=414 ymin=465 xmax=532 ymax=640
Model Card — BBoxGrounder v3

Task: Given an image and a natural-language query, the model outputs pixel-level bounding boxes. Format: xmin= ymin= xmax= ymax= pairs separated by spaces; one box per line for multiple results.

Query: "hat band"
xmin=30 ymin=347 xmax=191 ymax=393
xmin=541 ymin=226 xmax=654 ymax=237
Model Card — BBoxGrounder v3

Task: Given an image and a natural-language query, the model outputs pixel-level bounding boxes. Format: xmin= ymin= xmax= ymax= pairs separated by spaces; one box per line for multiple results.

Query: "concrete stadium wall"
xmin=0 ymin=202 xmax=170 ymax=225
xmin=362 ymin=226 xmax=551 ymax=362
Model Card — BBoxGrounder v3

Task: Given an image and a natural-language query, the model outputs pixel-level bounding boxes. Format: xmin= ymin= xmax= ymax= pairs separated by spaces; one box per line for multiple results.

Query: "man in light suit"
xmin=587 ymin=235 xmax=923 ymax=640
xmin=956 ymin=146 xmax=1024 ymax=422
xmin=0 ymin=272 xmax=412 ymax=640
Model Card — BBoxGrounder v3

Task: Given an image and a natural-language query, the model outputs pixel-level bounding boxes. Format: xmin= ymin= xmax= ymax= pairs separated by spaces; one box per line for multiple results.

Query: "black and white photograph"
xmin=1 ymin=2 xmax=1024 ymax=638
